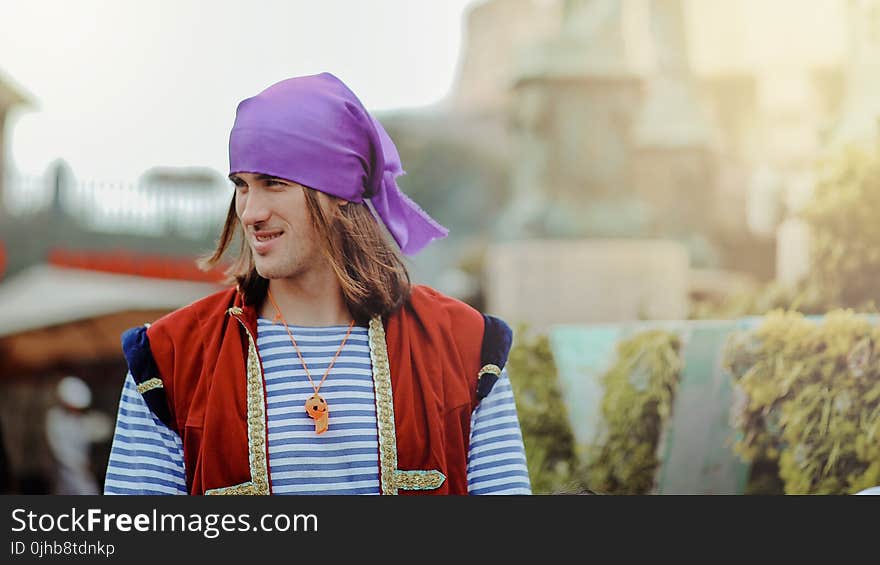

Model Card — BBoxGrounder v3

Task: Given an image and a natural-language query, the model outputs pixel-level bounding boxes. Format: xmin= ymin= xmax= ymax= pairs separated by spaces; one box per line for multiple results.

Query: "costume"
xmin=121 ymin=284 xmax=514 ymax=495
xmin=106 ymin=319 xmax=530 ymax=495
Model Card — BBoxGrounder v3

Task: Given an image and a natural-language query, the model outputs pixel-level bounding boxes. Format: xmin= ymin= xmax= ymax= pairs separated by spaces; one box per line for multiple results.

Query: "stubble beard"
xmin=253 ymin=239 xmax=322 ymax=282
xmin=255 ymin=254 xmax=305 ymax=281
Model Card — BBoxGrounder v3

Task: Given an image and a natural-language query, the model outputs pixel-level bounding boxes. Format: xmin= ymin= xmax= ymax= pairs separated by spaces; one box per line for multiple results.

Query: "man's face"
xmin=231 ymin=172 xmax=323 ymax=280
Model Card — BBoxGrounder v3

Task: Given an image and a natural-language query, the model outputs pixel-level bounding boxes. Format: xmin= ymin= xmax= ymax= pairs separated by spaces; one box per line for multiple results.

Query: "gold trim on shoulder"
xmin=136 ymin=378 xmax=163 ymax=394
xmin=207 ymin=313 xmax=270 ymax=495
xmin=368 ymin=316 xmax=446 ymax=495
xmin=478 ymin=364 xmax=502 ymax=377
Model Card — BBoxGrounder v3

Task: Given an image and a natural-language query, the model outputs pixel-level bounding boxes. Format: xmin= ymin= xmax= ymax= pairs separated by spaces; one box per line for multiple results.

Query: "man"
xmin=104 ymin=72 xmax=531 ymax=495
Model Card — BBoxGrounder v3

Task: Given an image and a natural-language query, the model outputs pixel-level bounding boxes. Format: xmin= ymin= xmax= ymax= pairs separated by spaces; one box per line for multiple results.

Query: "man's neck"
xmin=260 ymin=272 xmax=353 ymax=327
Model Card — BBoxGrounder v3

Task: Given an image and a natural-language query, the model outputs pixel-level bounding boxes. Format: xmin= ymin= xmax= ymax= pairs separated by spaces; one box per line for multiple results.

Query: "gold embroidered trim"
xmin=478 ymin=364 xmax=502 ymax=377
xmin=368 ymin=316 xmax=446 ymax=494
xmin=136 ymin=378 xmax=163 ymax=394
xmin=205 ymin=481 xmax=258 ymax=496
xmin=368 ymin=316 xmax=399 ymax=495
xmin=242 ymin=321 xmax=270 ymax=495
xmin=393 ymin=470 xmax=447 ymax=491
xmin=227 ymin=306 xmax=243 ymax=316
xmin=209 ymin=314 xmax=270 ymax=496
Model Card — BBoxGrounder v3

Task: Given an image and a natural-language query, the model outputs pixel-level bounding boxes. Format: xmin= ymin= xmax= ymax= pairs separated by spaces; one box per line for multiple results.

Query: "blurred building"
xmin=403 ymin=0 xmax=859 ymax=325
xmin=0 ymin=161 xmax=227 ymax=494
xmin=0 ymin=74 xmax=229 ymax=490
xmin=486 ymin=239 xmax=690 ymax=330
xmin=452 ymin=0 xmax=846 ymax=238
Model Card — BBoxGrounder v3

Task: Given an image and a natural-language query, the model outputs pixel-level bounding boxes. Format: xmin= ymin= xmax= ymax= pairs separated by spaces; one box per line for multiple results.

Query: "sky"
xmin=1 ymin=0 xmax=479 ymax=181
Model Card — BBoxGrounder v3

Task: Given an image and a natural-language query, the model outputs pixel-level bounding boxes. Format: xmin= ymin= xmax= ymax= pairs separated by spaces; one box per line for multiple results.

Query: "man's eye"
xmin=267 ymin=179 xmax=285 ymax=186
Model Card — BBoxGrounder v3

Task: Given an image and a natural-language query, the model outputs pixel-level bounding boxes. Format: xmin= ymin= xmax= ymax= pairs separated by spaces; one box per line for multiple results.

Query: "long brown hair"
xmin=199 ymin=187 xmax=412 ymax=324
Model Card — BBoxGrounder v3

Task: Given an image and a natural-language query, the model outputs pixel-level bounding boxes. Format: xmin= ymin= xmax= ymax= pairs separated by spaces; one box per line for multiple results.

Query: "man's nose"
xmin=239 ymin=191 xmax=271 ymax=226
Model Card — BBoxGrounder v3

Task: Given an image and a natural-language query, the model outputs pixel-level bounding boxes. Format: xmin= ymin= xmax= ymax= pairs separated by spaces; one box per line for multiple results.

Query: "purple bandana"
xmin=228 ymin=72 xmax=448 ymax=255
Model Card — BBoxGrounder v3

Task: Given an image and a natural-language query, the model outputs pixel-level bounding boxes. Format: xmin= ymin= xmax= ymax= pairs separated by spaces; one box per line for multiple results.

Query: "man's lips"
xmin=252 ymin=230 xmax=284 ymax=252
xmin=254 ymin=230 xmax=284 ymax=242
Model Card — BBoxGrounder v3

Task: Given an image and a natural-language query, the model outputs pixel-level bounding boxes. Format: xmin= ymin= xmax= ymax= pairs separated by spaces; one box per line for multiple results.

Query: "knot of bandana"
xmin=228 ymin=72 xmax=448 ymax=255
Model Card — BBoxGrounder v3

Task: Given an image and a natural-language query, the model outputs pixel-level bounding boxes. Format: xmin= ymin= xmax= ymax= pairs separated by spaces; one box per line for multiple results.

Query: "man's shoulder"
xmin=407 ymin=284 xmax=511 ymax=328
xmin=407 ymin=284 xmax=482 ymax=322
xmin=406 ymin=286 xmax=514 ymax=399
xmin=147 ymin=286 xmax=238 ymax=338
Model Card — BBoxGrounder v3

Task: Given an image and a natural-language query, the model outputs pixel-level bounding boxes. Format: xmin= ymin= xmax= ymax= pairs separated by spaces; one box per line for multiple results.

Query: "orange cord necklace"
xmin=266 ymin=289 xmax=355 ymax=435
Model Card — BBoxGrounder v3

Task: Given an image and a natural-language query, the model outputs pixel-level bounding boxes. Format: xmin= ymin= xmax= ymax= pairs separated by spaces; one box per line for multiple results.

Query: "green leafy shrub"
xmin=723 ymin=309 xmax=880 ymax=494
xmin=505 ymin=326 xmax=585 ymax=494
xmin=587 ymin=330 xmax=682 ymax=494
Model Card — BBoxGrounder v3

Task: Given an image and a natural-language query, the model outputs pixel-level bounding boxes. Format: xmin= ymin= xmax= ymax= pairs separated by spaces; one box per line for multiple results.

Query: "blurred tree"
xmin=801 ymin=146 xmax=880 ymax=310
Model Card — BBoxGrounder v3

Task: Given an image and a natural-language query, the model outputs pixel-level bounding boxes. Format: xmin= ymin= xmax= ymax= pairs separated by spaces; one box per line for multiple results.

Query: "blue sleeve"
xmin=466 ymin=368 xmax=532 ymax=495
xmin=103 ymin=373 xmax=187 ymax=495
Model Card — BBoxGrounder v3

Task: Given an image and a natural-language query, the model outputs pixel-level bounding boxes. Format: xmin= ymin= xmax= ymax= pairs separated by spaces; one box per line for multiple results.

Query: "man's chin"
xmin=254 ymin=263 xmax=279 ymax=279
xmin=254 ymin=262 xmax=293 ymax=280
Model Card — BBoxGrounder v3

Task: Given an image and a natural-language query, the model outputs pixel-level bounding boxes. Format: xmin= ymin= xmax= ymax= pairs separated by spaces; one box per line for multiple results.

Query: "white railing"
xmin=2 ymin=169 xmax=231 ymax=239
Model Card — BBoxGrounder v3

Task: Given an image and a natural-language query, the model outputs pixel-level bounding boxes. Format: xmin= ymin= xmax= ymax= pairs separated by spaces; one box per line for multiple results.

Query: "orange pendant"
xmin=304 ymin=393 xmax=329 ymax=435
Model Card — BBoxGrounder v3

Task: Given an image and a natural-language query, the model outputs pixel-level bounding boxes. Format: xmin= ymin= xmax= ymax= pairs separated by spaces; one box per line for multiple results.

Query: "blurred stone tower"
xmin=499 ymin=0 xmax=645 ymax=238
xmin=633 ymin=0 xmax=717 ymax=246
xmin=452 ymin=0 xmax=564 ymax=115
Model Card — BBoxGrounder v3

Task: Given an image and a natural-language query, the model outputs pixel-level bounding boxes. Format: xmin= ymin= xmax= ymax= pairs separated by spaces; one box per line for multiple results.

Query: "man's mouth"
xmin=254 ymin=230 xmax=284 ymax=243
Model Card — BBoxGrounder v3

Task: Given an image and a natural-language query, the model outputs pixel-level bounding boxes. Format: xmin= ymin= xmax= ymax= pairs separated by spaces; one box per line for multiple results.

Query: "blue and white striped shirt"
xmin=104 ymin=318 xmax=531 ymax=495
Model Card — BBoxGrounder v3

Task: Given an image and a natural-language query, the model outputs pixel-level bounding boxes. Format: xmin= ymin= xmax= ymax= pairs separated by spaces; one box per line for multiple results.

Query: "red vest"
xmin=143 ymin=285 xmax=484 ymax=495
